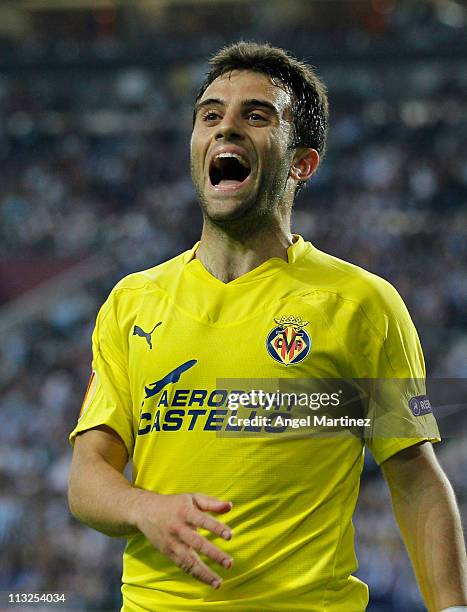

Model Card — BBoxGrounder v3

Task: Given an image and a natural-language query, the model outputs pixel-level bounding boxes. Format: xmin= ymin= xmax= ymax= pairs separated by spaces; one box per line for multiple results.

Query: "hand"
xmin=132 ymin=491 xmax=234 ymax=588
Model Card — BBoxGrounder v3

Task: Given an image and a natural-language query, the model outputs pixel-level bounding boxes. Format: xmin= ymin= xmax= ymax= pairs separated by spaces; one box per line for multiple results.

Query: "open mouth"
xmin=209 ymin=152 xmax=251 ymax=189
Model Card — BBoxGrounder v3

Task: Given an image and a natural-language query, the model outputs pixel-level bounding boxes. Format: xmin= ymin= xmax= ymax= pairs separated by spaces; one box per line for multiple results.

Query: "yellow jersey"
xmin=70 ymin=235 xmax=440 ymax=611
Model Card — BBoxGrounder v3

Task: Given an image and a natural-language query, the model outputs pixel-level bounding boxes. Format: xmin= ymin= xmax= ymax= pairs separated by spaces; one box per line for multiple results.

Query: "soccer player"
xmin=68 ymin=42 xmax=467 ymax=611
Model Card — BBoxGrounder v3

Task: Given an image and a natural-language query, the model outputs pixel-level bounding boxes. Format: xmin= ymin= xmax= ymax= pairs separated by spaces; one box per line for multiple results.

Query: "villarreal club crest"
xmin=266 ymin=315 xmax=312 ymax=365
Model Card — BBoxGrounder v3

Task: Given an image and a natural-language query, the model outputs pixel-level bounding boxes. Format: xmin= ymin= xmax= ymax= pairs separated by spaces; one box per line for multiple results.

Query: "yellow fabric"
xmin=70 ymin=235 xmax=440 ymax=611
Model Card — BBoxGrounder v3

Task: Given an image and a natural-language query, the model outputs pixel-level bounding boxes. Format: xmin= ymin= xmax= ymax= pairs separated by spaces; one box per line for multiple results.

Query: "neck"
xmin=196 ymin=218 xmax=293 ymax=283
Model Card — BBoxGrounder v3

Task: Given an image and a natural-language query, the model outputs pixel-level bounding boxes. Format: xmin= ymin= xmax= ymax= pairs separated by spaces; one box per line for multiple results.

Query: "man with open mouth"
xmin=68 ymin=42 xmax=467 ymax=612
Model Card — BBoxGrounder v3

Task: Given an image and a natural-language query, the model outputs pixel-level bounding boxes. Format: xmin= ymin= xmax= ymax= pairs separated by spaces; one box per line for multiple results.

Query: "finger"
xmin=188 ymin=509 xmax=233 ymax=541
xmin=192 ymin=493 xmax=233 ymax=514
xmin=171 ymin=542 xmax=223 ymax=589
xmin=178 ymin=527 xmax=233 ymax=569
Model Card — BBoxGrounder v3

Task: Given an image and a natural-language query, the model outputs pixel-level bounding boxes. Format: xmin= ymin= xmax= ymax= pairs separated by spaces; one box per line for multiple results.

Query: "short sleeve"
xmin=363 ymin=282 xmax=441 ymax=465
xmin=69 ymin=290 xmax=134 ymax=457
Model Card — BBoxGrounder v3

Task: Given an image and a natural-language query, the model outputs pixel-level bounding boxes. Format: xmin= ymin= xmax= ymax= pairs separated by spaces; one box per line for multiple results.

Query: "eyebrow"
xmin=195 ymin=97 xmax=280 ymax=117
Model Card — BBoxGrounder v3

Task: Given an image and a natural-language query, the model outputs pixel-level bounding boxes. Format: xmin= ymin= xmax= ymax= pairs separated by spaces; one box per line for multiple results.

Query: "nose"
xmin=215 ymin=111 xmax=243 ymax=141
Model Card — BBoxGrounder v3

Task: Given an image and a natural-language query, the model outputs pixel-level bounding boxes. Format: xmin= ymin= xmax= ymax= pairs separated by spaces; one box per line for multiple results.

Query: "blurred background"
xmin=0 ymin=0 xmax=466 ymax=610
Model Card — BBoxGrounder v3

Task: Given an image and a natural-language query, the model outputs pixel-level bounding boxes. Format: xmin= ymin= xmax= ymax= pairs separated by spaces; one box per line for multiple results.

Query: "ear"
xmin=289 ymin=148 xmax=320 ymax=182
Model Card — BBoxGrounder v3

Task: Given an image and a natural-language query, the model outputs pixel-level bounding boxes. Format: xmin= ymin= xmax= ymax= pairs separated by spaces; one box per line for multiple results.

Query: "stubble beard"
xmin=191 ymin=161 xmax=289 ymax=240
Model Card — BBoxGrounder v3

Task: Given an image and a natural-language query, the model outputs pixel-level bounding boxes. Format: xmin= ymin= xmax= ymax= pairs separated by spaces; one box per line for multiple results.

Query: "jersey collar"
xmin=183 ymin=234 xmax=307 ymax=265
xmin=182 ymin=234 xmax=309 ymax=285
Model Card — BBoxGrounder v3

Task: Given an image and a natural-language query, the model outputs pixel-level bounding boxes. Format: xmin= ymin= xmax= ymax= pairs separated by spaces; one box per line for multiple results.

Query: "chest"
xmin=125 ymin=288 xmax=362 ymax=413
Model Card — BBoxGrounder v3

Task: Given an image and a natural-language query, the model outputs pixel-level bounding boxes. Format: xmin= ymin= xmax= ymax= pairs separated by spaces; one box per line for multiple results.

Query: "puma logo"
xmin=133 ymin=322 xmax=162 ymax=350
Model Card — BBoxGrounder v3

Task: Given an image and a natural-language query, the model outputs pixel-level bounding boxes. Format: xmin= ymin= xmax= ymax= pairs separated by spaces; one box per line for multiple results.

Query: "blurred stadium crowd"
xmin=0 ymin=1 xmax=466 ymax=610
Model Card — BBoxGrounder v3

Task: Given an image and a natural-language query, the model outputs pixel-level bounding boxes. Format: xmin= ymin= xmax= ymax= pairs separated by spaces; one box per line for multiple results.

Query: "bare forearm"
xmin=68 ymin=451 xmax=146 ymax=537
xmin=68 ymin=431 xmax=235 ymax=589
xmin=391 ymin=473 xmax=467 ymax=611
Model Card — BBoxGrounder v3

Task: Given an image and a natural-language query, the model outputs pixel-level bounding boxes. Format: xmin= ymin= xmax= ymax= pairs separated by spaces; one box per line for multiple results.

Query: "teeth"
xmin=214 ymin=152 xmax=249 ymax=168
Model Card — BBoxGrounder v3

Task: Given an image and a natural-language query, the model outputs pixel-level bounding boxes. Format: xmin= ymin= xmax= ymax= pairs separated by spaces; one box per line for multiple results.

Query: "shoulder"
xmin=98 ymin=249 xmax=189 ymax=324
xmin=300 ymin=243 xmax=413 ymax=339
xmin=113 ymin=250 xmax=188 ymax=294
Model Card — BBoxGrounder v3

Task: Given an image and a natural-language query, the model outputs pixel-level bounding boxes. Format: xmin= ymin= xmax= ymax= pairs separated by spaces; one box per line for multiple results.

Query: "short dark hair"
xmin=194 ymin=41 xmax=329 ymax=160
